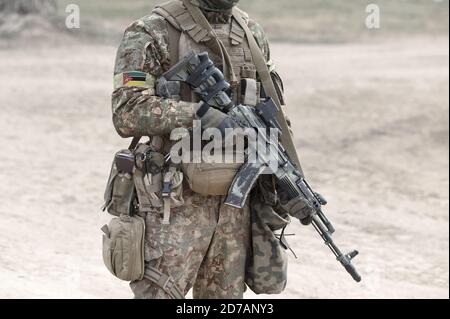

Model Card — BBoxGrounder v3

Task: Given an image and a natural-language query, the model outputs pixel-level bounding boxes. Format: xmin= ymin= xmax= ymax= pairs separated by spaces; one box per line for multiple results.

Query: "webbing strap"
xmin=144 ymin=267 xmax=185 ymax=299
xmin=128 ymin=136 xmax=141 ymax=151
xmin=163 ymin=197 xmax=171 ymax=225
xmin=232 ymin=8 xmax=304 ymax=174
xmin=167 ymin=22 xmax=181 ymax=67
xmin=162 ymin=167 xmax=176 ymax=225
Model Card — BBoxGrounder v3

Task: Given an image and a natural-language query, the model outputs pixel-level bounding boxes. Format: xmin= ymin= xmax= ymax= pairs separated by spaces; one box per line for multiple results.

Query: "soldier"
xmin=111 ymin=0 xmax=290 ymax=299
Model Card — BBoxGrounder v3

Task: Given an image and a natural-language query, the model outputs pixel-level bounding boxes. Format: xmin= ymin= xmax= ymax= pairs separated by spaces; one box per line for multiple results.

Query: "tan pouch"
xmin=181 ymin=162 xmax=242 ymax=196
xmin=102 ymin=150 xmax=136 ymax=217
xmin=101 ymin=214 xmax=145 ymax=282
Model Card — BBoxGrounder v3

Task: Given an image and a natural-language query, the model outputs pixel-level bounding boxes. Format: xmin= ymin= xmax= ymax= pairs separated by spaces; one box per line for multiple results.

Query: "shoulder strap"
xmin=128 ymin=136 xmax=141 ymax=151
xmin=232 ymin=8 xmax=303 ymax=174
xmin=167 ymin=22 xmax=181 ymax=67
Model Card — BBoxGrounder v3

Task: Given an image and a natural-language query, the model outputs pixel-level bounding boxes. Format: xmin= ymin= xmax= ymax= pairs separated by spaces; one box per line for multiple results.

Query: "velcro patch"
xmin=114 ymin=71 xmax=156 ymax=90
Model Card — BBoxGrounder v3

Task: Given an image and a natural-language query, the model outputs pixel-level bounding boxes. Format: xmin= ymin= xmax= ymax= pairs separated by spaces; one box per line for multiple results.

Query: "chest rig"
xmin=153 ymin=0 xmax=261 ymax=107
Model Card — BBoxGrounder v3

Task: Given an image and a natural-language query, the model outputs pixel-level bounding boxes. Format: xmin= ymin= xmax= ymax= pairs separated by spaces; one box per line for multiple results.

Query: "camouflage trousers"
xmin=130 ymin=189 xmax=251 ymax=299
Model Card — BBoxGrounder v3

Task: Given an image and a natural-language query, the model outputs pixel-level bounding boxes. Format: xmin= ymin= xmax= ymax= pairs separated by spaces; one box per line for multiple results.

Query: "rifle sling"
xmin=231 ymin=8 xmax=304 ymax=175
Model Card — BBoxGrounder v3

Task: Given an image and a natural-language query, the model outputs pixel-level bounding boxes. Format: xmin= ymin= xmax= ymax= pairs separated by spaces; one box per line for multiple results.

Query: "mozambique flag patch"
xmin=114 ymin=71 xmax=156 ymax=90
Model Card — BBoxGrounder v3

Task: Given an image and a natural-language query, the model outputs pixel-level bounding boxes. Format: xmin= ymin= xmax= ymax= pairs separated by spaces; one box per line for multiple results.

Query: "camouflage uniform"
xmin=111 ymin=0 xmax=287 ymax=299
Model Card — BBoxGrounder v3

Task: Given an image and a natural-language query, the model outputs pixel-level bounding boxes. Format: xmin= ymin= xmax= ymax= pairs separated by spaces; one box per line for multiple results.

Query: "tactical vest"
xmin=153 ymin=0 xmax=261 ymax=107
xmin=150 ymin=0 xmax=301 ymax=195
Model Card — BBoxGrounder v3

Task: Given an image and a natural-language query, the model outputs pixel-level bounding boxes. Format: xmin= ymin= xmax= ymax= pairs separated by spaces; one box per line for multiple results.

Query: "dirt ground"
xmin=0 ymin=35 xmax=448 ymax=298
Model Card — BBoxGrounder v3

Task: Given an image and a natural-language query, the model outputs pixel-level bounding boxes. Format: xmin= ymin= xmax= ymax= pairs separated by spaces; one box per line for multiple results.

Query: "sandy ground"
xmin=0 ymin=35 xmax=448 ymax=299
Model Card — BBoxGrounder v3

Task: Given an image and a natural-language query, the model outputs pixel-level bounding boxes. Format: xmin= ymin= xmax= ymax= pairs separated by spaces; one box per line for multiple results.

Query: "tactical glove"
xmin=278 ymin=196 xmax=315 ymax=225
xmin=180 ymin=53 xmax=233 ymax=112
xmin=195 ymin=102 xmax=238 ymax=134
xmin=277 ymin=192 xmax=327 ymax=225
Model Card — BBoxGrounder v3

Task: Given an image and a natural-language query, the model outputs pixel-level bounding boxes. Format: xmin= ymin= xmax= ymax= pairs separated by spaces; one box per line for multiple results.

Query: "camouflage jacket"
xmin=111 ymin=5 xmax=287 ymax=138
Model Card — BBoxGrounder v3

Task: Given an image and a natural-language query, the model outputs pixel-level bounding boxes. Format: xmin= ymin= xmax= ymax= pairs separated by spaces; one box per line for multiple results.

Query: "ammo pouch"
xmin=181 ymin=162 xmax=242 ymax=196
xmin=245 ymin=179 xmax=291 ymax=294
xmin=102 ymin=143 xmax=184 ymax=218
xmin=102 ymin=149 xmax=136 ymax=217
xmin=101 ymin=214 xmax=146 ymax=282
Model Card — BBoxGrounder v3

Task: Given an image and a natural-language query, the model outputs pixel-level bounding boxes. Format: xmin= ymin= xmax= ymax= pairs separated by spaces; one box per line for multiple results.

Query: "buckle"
xmin=162 ymin=181 xmax=172 ymax=198
xmin=158 ymin=274 xmax=173 ymax=291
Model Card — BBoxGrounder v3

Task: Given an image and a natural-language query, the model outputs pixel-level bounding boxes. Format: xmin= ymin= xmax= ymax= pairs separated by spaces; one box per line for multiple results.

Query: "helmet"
xmin=196 ymin=0 xmax=239 ymax=11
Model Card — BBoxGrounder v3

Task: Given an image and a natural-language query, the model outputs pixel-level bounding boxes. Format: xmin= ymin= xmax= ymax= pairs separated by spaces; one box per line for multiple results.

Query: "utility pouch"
xmin=181 ymin=162 xmax=242 ymax=196
xmin=245 ymin=179 xmax=291 ymax=294
xmin=241 ymin=78 xmax=258 ymax=107
xmin=133 ymin=143 xmax=184 ymax=215
xmin=133 ymin=144 xmax=165 ymax=212
xmin=101 ymin=214 xmax=145 ymax=282
xmin=102 ymin=150 xmax=136 ymax=217
xmin=240 ymin=65 xmax=259 ymax=107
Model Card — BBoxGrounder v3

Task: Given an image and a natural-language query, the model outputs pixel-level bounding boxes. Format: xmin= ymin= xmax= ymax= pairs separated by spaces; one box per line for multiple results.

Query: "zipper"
xmin=129 ymin=219 xmax=136 ymax=280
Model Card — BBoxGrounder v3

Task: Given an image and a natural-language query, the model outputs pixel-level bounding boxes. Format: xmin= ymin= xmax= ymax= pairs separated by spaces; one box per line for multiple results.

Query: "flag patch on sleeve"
xmin=114 ymin=71 xmax=156 ymax=90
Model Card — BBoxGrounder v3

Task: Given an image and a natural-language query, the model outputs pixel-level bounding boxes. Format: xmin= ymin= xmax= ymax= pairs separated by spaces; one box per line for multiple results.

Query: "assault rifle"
xmin=162 ymin=52 xmax=361 ymax=282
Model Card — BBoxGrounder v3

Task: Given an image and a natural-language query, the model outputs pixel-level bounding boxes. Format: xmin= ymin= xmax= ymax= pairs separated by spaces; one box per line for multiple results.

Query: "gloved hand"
xmin=277 ymin=192 xmax=327 ymax=225
xmin=186 ymin=53 xmax=233 ymax=111
xmin=194 ymin=102 xmax=239 ymax=134
xmin=277 ymin=196 xmax=315 ymax=225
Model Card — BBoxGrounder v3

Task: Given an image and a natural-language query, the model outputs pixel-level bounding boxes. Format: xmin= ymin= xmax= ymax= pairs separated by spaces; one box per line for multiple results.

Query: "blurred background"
xmin=0 ymin=0 xmax=448 ymax=298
